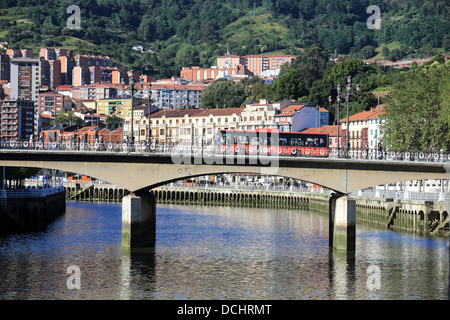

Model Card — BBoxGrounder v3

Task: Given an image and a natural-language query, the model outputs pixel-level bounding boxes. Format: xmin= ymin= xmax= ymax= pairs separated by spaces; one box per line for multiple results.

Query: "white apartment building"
xmin=238 ymin=99 xmax=279 ymax=131
xmin=340 ymin=107 xmax=384 ymax=150
xmin=150 ymin=83 xmax=206 ymax=109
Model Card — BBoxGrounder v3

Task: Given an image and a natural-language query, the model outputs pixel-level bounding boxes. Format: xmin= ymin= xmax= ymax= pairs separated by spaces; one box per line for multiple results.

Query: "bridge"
xmin=1 ymin=148 xmax=449 ymax=253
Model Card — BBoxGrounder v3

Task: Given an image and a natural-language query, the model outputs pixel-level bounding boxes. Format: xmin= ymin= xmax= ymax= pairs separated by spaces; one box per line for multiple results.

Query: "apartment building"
xmin=89 ymin=66 xmax=102 ymax=84
xmin=0 ymin=100 xmax=35 ymax=140
xmin=10 ymin=57 xmax=40 ymax=102
xmin=150 ymin=83 xmax=206 ymax=109
xmin=274 ymin=103 xmax=329 ymax=132
xmin=216 ymin=54 xmax=296 ymax=77
xmin=39 ymin=48 xmax=67 ymax=61
xmin=180 ymin=65 xmax=253 ymax=82
xmin=60 ymin=55 xmax=75 ymax=85
xmin=39 ymin=58 xmax=61 ymax=89
xmin=145 ymin=108 xmax=198 ymax=145
xmin=72 ymin=84 xmax=118 ymax=101
xmin=37 ymin=92 xmax=72 ymax=115
xmin=190 ymin=108 xmax=242 ymax=146
xmin=122 ymin=105 xmax=161 ymax=142
xmin=143 ymin=107 xmax=242 ymax=146
xmin=244 ymin=55 xmax=296 ymax=77
xmin=340 ymin=107 xmax=385 ymax=150
xmin=72 ymin=65 xmax=90 ymax=86
xmin=238 ymin=99 xmax=279 ymax=130
xmin=216 ymin=54 xmax=246 ymax=69
xmin=0 ymin=54 xmax=10 ymax=81
xmin=96 ymin=98 xmax=131 ymax=117
xmin=6 ymin=49 xmax=24 ymax=59
xmin=74 ymin=55 xmax=110 ymax=68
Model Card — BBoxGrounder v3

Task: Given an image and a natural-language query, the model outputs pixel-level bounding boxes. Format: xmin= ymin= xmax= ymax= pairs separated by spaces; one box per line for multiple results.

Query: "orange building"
xmin=180 ymin=65 xmax=253 ymax=82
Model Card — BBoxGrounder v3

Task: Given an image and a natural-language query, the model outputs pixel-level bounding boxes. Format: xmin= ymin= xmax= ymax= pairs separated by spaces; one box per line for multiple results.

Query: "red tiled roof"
xmin=340 ymin=107 xmax=385 ymax=122
xmin=274 ymin=112 xmax=294 ymax=117
xmin=301 ymin=125 xmax=342 ymax=137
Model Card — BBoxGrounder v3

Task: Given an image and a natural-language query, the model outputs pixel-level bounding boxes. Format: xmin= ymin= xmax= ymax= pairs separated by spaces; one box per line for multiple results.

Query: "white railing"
xmin=1 ymin=187 xmax=64 ymax=199
xmin=351 ymin=189 xmax=448 ymax=201
xmin=161 ymin=182 xmax=446 ymax=201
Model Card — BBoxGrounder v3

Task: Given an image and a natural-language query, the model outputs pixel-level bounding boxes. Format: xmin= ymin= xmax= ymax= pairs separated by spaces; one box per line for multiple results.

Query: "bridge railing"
xmin=1 ymin=139 xmax=449 ymax=163
xmin=1 ymin=186 xmax=65 ymax=199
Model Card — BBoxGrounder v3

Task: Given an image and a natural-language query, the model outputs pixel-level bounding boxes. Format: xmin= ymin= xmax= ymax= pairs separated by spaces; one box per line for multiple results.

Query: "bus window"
xmin=319 ymin=138 xmax=325 ymax=147
xmin=219 ymin=133 xmax=226 ymax=145
xmin=250 ymin=136 xmax=259 ymax=145
xmin=289 ymin=138 xmax=302 ymax=146
xmin=279 ymin=138 xmax=288 ymax=146
xmin=260 ymin=137 xmax=268 ymax=146
xmin=239 ymin=134 xmax=249 ymax=145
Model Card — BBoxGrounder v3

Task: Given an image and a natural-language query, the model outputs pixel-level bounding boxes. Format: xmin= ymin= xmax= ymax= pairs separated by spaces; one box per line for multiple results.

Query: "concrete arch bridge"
xmin=1 ymin=150 xmax=449 ymax=252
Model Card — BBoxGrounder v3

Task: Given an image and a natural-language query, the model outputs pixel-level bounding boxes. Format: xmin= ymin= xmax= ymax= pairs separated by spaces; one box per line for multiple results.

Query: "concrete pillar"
xmin=329 ymin=194 xmax=356 ymax=254
xmin=122 ymin=191 xmax=156 ymax=249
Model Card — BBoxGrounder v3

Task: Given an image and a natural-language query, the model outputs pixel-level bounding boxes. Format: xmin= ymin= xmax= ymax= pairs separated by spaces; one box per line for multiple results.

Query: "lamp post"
xmin=336 ymin=75 xmax=360 ymax=157
xmin=142 ymin=78 xmax=154 ymax=148
xmin=328 ymin=95 xmax=343 ymax=156
xmin=129 ymin=72 xmax=135 ymax=151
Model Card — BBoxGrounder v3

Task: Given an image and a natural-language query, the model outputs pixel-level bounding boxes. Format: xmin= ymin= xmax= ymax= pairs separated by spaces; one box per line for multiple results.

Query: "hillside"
xmin=0 ymin=0 xmax=448 ymax=78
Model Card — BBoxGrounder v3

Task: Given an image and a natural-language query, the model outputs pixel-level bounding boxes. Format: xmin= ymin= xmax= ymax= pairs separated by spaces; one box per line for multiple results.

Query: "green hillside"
xmin=0 ymin=0 xmax=448 ymax=78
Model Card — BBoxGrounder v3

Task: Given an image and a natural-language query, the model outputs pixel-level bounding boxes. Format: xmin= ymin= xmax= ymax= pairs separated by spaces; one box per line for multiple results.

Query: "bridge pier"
xmin=122 ymin=190 xmax=156 ymax=249
xmin=329 ymin=194 xmax=356 ymax=255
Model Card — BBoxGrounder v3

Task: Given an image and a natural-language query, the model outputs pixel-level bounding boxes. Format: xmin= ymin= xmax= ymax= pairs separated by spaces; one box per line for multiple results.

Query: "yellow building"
xmin=96 ymin=98 xmax=132 ymax=117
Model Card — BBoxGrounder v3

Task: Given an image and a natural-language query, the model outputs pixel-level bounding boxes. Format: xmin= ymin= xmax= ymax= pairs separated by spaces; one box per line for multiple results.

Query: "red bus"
xmin=217 ymin=128 xmax=329 ymax=157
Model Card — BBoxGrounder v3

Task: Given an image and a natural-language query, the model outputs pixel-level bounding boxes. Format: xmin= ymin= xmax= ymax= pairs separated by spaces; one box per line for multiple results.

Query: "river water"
xmin=0 ymin=201 xmax=448 ymax=300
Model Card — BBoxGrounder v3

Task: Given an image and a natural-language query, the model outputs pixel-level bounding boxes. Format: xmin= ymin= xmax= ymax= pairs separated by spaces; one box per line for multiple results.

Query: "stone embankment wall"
xmin=65 ymin=183 xmax=128 ymax=202
xmin=0 ymin=191 xmax=66 ymax=235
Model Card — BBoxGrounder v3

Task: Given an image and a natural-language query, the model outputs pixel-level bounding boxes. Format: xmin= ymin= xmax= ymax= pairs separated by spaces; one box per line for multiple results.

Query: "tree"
xmin=358 ymin=45 xmax=376 ymax=59
xmin=308 ymin=58 xmax=381 ymax=112
xmin=51 ymin=110 xmax=83 ymax=126
xmin=1 ymin=167 xmax=40 ymax=187
xmin=381 ymin=62 xmax=450 ymax=151
xmin=200 ymin=79 xmax=250 ymax=108
xmin=381 ymin=46 xmax=390 ymax=58
xmin=264 ymin=67 xmax=307 ymax=101
xmin=106 ymin=115 xmax=123 ymax=129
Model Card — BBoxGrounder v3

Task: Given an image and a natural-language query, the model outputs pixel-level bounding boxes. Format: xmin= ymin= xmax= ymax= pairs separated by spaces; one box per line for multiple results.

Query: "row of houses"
xmin=38 ymin=99 xmax=384 ymax=152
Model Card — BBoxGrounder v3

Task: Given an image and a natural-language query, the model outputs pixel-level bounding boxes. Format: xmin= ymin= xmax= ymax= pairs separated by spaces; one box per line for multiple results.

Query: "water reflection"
xmin=0 ymin=202 xmax=447 ymax=300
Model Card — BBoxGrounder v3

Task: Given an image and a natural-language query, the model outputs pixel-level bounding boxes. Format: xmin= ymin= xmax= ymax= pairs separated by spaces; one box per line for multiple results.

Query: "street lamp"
xmin=142 ymin=78 xmax=154 ymax=147
xmin=328 ymin=95 xmax=342 ymax=156
xmin=129 ymin=72 xmax=135 ymax=150
xmin=335 ymin=75 xmax=360 ymax=157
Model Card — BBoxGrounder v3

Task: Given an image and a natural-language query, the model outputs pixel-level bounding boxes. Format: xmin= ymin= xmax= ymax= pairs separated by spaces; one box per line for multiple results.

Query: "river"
xmin=0 ymin=201 xmax=448 ymax=300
